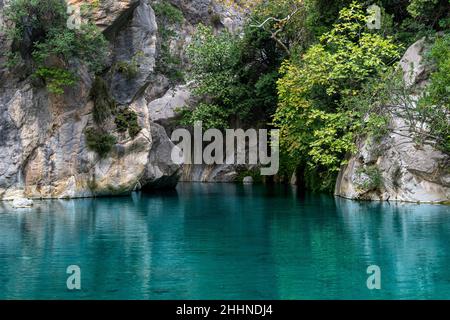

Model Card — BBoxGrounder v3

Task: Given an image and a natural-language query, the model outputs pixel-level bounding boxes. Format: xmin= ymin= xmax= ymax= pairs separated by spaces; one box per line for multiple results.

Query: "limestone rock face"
xmin=67 ymin=0 xmax=140 ymax=32
xmin=0 ymin=0 xmax=248 ymax=200
xmin=148 ymin=83 xmax=192 ymax=125
xmin=141 ymin=122 xmax=181 ymax=189
xmin=335 ymin=39 xmax=450 ymax=203
xmin=0 ymin=73 xmax=180 ymax=200
xmin=109 ymin=0 xmax=158 ymax=105
xmin=168 ymin=0 xmax=213 ymax=24
xmin=0 ymin=0 xmax=195 ymax=200
xmin=400 ymin=38 xmax=428 ymax=88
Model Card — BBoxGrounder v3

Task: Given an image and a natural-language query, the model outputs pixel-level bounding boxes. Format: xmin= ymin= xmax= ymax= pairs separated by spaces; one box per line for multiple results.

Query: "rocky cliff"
xmin=3 ymin=2 xmax=446 ymax=203
xmin=335 ymin=39 xmax=450 ymax=203
xmin=0 ymin=0 xmax=241 ymax=200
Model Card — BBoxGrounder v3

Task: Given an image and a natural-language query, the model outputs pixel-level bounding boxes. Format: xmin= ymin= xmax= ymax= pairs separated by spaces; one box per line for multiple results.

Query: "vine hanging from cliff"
xmin=153 ymin=1 xmax=185 ymax=84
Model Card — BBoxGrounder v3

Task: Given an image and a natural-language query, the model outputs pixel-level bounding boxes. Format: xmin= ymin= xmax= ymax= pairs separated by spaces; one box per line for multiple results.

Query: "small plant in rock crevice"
xmin=115 ymin=51 xmax=145 ymax=80
xmin=114 ymin=108 xmax=142 ymax=139
xmin=90 ymin=76 xmax=117 ymax=125
xmin=153 ymin=1 xmax=185 ymax=84
xmin=355 ymin=165 xmax=384 ymax=192
xmin=85 ymin=127 xmax=117 ymax=158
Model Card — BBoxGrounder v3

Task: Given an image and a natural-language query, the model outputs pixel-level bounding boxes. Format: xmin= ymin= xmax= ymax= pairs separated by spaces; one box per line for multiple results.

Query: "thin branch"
xmin=249 ymin=6 xmax=301 ymax=56
xmin=250 ymin=7 xmax=300 ymax=29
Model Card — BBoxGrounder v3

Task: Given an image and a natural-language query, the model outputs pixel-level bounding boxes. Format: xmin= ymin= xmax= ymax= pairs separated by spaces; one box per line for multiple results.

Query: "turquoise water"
xmin=0 ymin=183 xmax=449 ymax=300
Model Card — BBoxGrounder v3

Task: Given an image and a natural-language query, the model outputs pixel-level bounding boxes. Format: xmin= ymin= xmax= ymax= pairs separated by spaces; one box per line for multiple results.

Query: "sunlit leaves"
xmin=274 ymin=2 xmax=401 ymax=175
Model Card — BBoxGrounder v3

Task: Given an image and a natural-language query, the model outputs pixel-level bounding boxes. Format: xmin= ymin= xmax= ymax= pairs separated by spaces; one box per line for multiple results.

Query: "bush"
xmin=423 ymin=33 xmax=450 ymax=109
xmin=114 ymin=108 xmax=141 ymax=139
xmin=153 ymin=1 xmax=184 ymax=25
xmin=90 ymin=77 xmax=116 ymax=124
xmin=4 ymin=0 xmax=67 ymax=44
xmin=355 ymin=165 xmax=383 ymax=192
xmin=178 ymin=103 xmax=230 ymax=130
xmin=85 ymin=128 xmax=117 ymax=158
xmin=33 ymin=67 xmax=76 ymax=95
xmin=115 ymin=51 xmax=144 ymax=80
xmin=419 ymin=32 xmax=450 ymax=153
xmin=4 ymin=0 xmax=108 ymax=94
xmin=116 ymin=61 xmax=139 ymax=80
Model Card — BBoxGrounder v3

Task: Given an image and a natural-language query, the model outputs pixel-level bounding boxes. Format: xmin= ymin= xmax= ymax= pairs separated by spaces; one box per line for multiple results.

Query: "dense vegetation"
xmin=183 ymin=0 xmax=450 ymax=191
xmin=3 ymin=0 xmax=108 ymax=94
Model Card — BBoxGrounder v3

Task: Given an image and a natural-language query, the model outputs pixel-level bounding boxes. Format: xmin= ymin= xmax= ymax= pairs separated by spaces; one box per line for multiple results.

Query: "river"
xmin=0 ymin=183 xmax=449 ymax=299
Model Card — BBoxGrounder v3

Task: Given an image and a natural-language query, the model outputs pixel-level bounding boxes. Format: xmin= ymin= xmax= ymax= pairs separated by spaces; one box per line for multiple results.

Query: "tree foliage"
xmin=419 ymin=32 xmax=450 ymax=152
xmin=182 ymin=20 xmax=287 ymax=128
xmin=184 ymin=0 xmax=449 ymax=191
xmin=273 ymin=2 xmax=401 ymax=190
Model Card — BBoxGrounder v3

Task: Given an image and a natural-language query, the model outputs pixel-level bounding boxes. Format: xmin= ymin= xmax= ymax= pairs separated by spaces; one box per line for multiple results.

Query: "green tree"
xmin=182 ymin=19 xmax=287 ymax=129
xmin=274 ymin=2 xmax=401 ymax=191
xmin=419 ymin=32 xmax=450 ymax=152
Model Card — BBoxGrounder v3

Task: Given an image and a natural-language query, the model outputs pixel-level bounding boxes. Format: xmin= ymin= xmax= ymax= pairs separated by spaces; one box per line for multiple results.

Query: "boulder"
xmin=148 ymin=83 xmax=192 ymax=125
xmin=12 ymin=198 xmax=33 ymax=208
xmin=140 ymin=122 xmax=182 ymax=190
xmin=243 ymin=176 xmax=254 ymax=184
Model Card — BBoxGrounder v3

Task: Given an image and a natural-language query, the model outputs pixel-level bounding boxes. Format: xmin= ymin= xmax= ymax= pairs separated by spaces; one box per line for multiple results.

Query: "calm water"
xmin=0 ymin=183 xmax=449 ymax=300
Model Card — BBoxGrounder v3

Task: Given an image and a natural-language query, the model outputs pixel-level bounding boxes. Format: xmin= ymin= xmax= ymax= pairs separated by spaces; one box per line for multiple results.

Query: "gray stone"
xmin=243 ymin=176 xmax=254 ymax=184
xmin=148 ymin=83 xmax=192 ymax=124
xmin=12 ymin=198 xmax=33 ymax=208
xmin=180 ymin=146 xmax=257 ymax=183
xmin=109 ymin=0 xmax=158 ymax=105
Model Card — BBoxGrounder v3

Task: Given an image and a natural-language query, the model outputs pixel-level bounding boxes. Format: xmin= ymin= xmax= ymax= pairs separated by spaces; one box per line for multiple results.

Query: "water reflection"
xmin=335 ymin=198 xmax=450 ymax=299
xmin=0 ymin=184 xmax=449 ymax=299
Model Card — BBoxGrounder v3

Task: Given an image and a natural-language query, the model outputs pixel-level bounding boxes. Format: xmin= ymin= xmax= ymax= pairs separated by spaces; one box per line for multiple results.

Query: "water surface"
xmin=0 ymin=183 xmax=449 ymax=299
